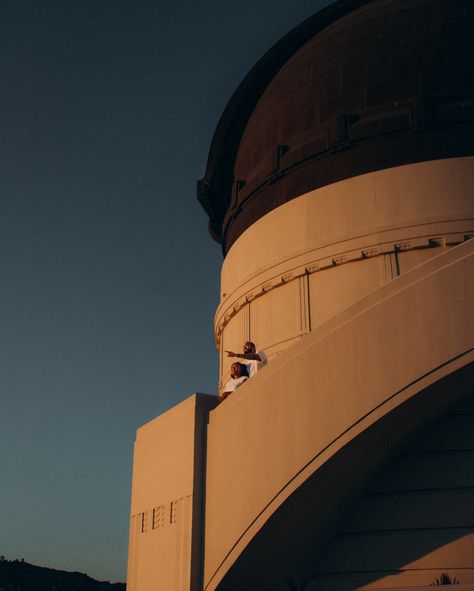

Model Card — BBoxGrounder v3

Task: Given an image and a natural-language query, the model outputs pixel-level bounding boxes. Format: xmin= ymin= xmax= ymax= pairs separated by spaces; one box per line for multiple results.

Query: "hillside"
xmin=0 ymin=558 xmax=125 ymax=591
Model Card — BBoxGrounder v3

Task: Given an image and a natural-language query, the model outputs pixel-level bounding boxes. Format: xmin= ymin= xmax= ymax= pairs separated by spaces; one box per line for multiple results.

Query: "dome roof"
xmin=198 ymin=0 xmax=474 ymax=253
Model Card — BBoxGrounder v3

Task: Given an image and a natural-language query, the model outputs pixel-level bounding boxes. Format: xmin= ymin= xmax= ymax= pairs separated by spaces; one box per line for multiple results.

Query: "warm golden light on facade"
xmin=128 ymin=0 xmax=474 ymax=588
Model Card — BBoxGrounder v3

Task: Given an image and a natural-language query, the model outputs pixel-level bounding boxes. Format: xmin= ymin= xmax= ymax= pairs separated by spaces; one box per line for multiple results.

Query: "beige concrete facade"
xmin=127 ymin=394 xmax=217 ymax=591
xmin=204 ymin=238 xmax=474 ymax=590
xmin=307 ymin=392 xmax=474 ymax=590
xmin=127 ymin=238 xmax=473 ymax=591
xmin=217 ymin=157 xmax=474 ymax=390
xmin=127 ymin=0 xmax=474 ymax=587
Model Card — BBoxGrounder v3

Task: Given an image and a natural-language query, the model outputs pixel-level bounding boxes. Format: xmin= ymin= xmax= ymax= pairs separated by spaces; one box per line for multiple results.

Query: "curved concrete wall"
xmin=205 ymin=239 xmax=474 ymax=590
xmin=307 ymin=394 xmax=474 ymax=590
xmin=216 ymin=156 xmax=474 ymax=390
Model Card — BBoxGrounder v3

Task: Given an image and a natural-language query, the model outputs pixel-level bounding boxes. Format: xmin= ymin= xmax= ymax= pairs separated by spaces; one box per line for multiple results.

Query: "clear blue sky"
xmin=0 ymin=0 xmax=332 ymax=583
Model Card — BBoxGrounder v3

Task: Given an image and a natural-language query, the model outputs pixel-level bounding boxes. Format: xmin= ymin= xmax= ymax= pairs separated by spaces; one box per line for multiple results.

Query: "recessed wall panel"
xmin=397 ymin=247 xmax=448 ymax=275
xmin=249 ymin=280 xmax=305 ymax=355
xmin=309 ymin=257 xmax=386 ymax=328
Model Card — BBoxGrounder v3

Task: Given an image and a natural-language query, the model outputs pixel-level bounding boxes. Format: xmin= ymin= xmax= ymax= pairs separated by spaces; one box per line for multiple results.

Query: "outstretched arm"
xmin=225 ymin=350 xmax=261 ymax=361
xmin=239 ymin=352 xmax=262 ymax=361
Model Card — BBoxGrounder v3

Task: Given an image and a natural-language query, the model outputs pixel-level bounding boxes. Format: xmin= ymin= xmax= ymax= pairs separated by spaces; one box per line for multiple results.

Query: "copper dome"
xmin=198 ymin=0 xmax=474 ymax=253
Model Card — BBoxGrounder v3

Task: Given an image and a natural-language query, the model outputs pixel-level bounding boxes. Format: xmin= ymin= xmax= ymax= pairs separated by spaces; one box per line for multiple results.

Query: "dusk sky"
xmin=1 ymin=0 xmax=333 ymax=583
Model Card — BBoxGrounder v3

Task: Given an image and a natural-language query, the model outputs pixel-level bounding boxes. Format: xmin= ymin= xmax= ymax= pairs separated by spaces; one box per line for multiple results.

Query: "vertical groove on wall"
xmin=306 ymin=273 xmax=313 ymax=333
xmin=394 ymin=251 xmax=401 ymax=277
xmin=383 ymin=253 xmax=398 ymax=281
xmin=245 ymin=303 xmax=251 ymax=343
xmin=191 ymin=399 xmax=218 ymax=591
xmin=299 ymin=275 xmax=310 ymax=335
xmin=126 ymin=515 xmax=139 ymax=591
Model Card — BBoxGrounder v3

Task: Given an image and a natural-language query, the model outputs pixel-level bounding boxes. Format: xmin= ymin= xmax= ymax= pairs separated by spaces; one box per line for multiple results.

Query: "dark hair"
xmin=238 ymin=362 xmax=249 ymax=377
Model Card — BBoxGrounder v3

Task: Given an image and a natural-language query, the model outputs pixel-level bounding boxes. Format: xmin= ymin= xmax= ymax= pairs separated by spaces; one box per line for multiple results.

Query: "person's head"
xmin=230 ymin=362 xmax=243 ymax=379
xmin=243 ymin=341 xmax=256 ymax=354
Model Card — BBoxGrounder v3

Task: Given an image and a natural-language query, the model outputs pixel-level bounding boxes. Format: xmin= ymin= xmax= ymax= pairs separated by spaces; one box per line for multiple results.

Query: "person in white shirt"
xmin=225 ymin=341 xmax=268 ymax=377
xmin=220 ymin=362 xmax=249 ymax=402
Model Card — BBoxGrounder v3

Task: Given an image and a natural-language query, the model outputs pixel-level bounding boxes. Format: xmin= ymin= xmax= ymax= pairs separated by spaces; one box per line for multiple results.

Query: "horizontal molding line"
xmin=215 ymin=235 xmax=470 ymax=340
xmin=404 ymin=448 xmax=474 ymax=456
xmin=221 ymin=130 xmax=474 ymax=249
xmin=309 ymin=565 xmax=474 ymax=577
xmin=366 ymin=485 xmax=474 ymax=497
xmin=220 ymin=219 xmax=474 ymax=303
xmin=227 ymin=219 xmax=474 ymax=294
xmin=337 ymin=525 xmax=474 ymax=537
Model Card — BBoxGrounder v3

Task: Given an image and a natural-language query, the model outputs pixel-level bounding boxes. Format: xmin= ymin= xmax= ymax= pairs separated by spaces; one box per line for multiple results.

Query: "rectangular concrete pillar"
xmin=127 ymin=394 xmax=218 ymax=591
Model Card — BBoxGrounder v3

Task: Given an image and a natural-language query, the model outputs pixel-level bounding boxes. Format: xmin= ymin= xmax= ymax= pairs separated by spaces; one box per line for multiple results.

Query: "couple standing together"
xmin=220 ymin=341 xmax=267 ymax=401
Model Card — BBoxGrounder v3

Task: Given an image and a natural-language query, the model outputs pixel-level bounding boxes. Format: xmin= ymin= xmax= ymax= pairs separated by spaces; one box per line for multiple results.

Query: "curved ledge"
xmin=210 ymin=357 xmax=474 ymax=591
xmin=203 ymin=239 xmax=474 ymax=590
xmin=214 ymin=231 xmax=470 ymax=347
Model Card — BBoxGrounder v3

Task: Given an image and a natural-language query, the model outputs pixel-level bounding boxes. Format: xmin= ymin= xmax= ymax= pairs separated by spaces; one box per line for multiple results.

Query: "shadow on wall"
xmin=216 ymin=362 xmax=474 ymax=591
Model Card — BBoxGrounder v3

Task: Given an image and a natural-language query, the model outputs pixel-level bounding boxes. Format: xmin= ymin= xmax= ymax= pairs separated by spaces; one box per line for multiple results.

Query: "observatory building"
xmin=127 ymin=0 xmax=474 ymax=589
